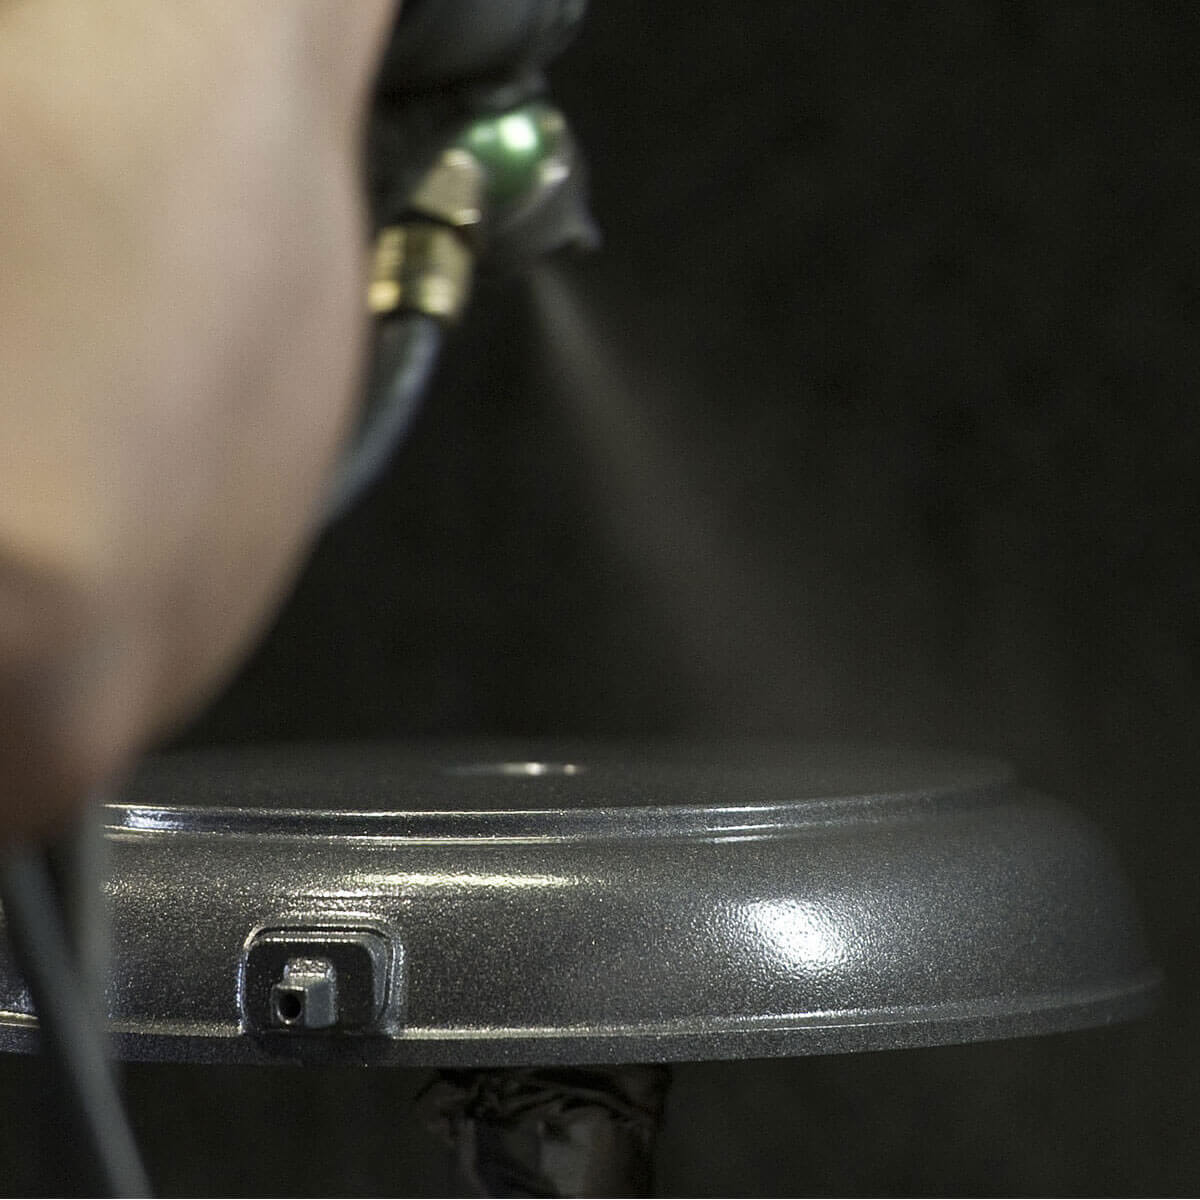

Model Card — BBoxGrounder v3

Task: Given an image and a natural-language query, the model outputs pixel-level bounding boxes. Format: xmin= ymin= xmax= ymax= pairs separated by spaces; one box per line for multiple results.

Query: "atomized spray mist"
xmin=526 ymin=264 xmax=833 ymax=729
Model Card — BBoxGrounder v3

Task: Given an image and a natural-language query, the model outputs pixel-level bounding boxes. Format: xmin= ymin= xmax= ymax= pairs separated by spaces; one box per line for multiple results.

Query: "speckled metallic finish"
xmin=0 ymin=742 xmax=1159 ymax=1066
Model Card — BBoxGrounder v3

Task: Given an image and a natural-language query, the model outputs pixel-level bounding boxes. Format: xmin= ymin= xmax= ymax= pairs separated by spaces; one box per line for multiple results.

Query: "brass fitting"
xmin=367 ymin=148 xmax=484 ymax=322
xmin=406 ymin=148 xmax=485 ymax=234
xmin=368 ymin=224 xmax=474 ymax=321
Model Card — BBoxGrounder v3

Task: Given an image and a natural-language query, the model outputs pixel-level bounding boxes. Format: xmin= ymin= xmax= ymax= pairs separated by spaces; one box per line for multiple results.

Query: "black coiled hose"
xmin=326 ymin=313 xmax=444 ymax=520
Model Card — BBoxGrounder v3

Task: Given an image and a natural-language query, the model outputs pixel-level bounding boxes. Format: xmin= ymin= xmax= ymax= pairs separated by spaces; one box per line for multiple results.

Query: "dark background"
xmin=3 ymin=1 xmax=1198 ymax=1194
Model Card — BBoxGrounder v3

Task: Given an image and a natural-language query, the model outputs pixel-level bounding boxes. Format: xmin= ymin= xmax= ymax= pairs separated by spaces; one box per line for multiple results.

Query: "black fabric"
xmin=378 ymin=0 xmax=587 ymax=94
xmin=421 ymin=1066 xmax=670 ymax=1198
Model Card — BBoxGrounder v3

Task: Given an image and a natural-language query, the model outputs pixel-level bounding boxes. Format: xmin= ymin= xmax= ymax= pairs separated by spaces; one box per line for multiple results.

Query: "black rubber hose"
xmin=0 ymin=847 xmax=151 ymax=1198
xmin=326 ymin=312 xmax=444 ymax=519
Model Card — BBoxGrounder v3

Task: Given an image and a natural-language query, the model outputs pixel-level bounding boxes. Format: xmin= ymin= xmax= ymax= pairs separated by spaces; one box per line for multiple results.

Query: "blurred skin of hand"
xmin=0 ymin=1 xmax=397 ymax=840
